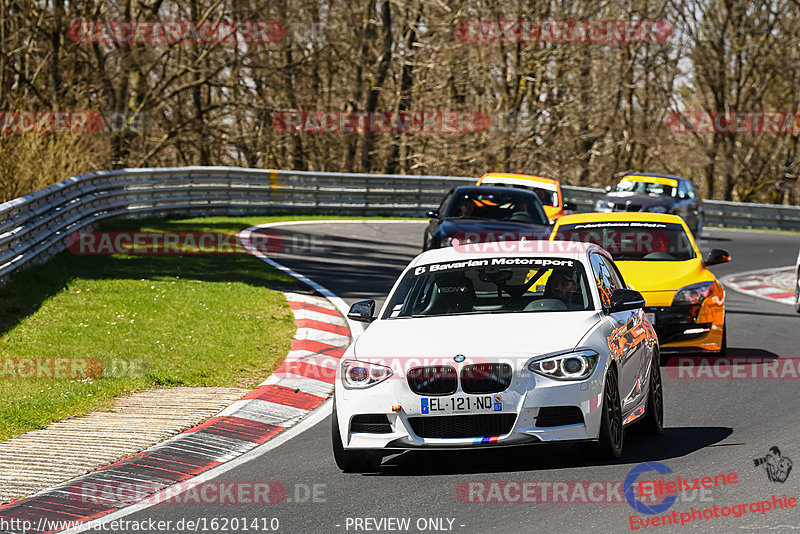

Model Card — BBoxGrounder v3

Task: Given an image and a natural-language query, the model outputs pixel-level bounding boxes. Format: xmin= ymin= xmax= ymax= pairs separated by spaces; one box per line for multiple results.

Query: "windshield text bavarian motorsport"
xmin=413 ymin=258 xmax=574 ymax=276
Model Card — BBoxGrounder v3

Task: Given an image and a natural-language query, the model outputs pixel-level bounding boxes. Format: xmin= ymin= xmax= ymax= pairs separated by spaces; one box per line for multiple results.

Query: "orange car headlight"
xmin=672 ymin=281 xmax=715 ymax=306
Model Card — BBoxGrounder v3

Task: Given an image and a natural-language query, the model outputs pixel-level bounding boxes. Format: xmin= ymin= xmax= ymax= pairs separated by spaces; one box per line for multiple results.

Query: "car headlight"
xmin=647 ymin=206 xmax=668 ymax=213
xmin=341 ymin=359 xmax=393 ymax=389
xmin=528 ymin=350 xmax=599 ymax=381
xmin=672 ymin=281 xmax=715 ymax=305
xmin=439 ymin=236 xmax=453 ymax=247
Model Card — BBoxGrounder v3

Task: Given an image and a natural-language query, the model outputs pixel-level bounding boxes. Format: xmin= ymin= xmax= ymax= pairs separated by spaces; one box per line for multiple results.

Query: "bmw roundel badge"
xmin=454 ymin=354 xmax=465 ymax=363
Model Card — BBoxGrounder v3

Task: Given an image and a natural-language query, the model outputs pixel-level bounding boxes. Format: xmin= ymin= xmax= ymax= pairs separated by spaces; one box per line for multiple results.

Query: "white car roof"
xmin=480 ymin=176 xmax=559 ymax=191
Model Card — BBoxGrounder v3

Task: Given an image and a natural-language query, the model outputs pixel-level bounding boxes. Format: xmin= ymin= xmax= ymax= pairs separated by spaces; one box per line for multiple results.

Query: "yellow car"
xmin=476 ymin=173 xmax=575 ymax=220
xmin=551 ymin=212 xmax=731 ymax=355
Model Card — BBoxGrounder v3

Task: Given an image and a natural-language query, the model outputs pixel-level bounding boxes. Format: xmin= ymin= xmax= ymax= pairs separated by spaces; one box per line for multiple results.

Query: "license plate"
xmin=420 ymin=395 xmax=503 ymax=415
xmin=645 ymin=312 xmax=656 ymax=325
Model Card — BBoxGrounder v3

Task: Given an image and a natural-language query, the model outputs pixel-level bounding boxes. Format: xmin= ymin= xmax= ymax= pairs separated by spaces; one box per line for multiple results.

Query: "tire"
xmin=596 ymin=367 xmax=624 ymax=459
xmin=331 ymin=404 xmax=381 ymax=473
xmin=639 ymin=351 xmax=664 ymax=435
xmin=794 ymin=271 xmax=800 ymax=313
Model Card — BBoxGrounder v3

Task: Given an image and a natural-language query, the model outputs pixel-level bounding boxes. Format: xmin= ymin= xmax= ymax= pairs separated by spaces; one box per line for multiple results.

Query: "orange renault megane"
xmin=476 ymin=173 xmax=575 ymax=220
xmin=552 ymin=213 xmax=731 ymax=356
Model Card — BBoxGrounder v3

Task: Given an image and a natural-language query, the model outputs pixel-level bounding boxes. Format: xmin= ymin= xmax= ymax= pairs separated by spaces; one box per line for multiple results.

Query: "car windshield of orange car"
xmin=554 ymin=221 xmax=696 ymax=261
xmin=529 ymin=186 xmax=558 ymax=207
xmin=614 ymin=179 xmax=677 ymax=197
xmin=482 ymin=180 xmax=559 ymax=207
xmin=446 ymin=191 xmax=548 ymax=224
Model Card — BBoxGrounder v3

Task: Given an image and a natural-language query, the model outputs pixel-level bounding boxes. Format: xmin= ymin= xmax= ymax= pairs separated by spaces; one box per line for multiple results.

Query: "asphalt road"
xmin=113 ymin=222 xmax=800 ymax=534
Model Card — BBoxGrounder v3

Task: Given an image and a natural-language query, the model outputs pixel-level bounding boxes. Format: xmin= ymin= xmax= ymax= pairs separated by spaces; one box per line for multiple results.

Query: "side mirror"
xmin=607 ymin=288 xmax=646 ymax=314
xmin=705 ymin=248 xmax=731 ymax=266
xmin=426 ymin=209 xmax=440 ymax=218
xmin=562 ymin=201 xmax=577 ymax=211
xmin=605 ymin=185 xmax=612 ymax=192
xmin=347 ymin=299 xmax=376 ymax=323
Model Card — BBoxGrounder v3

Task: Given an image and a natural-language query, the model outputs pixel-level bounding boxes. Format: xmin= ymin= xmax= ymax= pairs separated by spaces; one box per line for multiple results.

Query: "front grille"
xmin=460 ymin=363 xmax=513 ymax=394
xmin=612 ymin=203 xmax=642 ymax=212
xmin=408 ymin=413 xmax=516 ymax=438
xmin=350 ymin=414 xmax=392 ymax=434
xmin=535 ymin=406 xmax=584 ymax=427
xmin=407 ymin=366 xmax=457 ymax=396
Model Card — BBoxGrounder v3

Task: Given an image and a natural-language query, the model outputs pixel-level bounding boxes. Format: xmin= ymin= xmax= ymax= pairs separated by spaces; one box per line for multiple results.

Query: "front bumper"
xmin=334 ymin=359 xmax=607 ymax=451
xmin=645 ymin=303 xmax=723 ymax=352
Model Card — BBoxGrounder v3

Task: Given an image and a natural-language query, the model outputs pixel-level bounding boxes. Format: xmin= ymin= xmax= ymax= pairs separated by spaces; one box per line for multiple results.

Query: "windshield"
xmin=480 ymin=181 xmax=558 ymax=207
xmin=445 ymin=190 xmax=548 ymax=224
xmin=554 ymin=221 xmax=696 ymax=261
xmin=382 ymin=257 xmax=594 ymax=319
xmin=615 ymin=179 xmax=677 ymax=197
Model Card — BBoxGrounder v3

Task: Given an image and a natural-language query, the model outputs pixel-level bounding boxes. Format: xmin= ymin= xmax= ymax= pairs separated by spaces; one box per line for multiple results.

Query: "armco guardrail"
xmin=1 ymin=166 xmax=798 ymax=286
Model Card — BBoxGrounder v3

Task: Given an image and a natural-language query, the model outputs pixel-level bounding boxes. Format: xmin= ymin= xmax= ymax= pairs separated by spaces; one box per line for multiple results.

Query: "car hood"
xmin=616 ymin=258 xmax=715 ymax=304
xmin=438 ymin=218 xmax=551 ymax=237
xmin=353 ymin=312 xmax=602 ymax=361
xmin=600 ymin=192 xmax=672 ymax=208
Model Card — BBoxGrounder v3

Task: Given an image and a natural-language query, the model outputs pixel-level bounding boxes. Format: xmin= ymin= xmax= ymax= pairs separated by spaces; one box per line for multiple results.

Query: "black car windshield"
xmin=445 ymin=190 xmax=548 ymax=224
xmin=614 ymin=178 xmax=677 ymax=197
xmin=554 ymin=221 xmax=696 ymax=261
xmin=382 ymin=257 xmax=594 ymax=319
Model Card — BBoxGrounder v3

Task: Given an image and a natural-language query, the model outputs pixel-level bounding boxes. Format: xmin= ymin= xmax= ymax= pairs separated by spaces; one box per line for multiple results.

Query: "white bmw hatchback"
xmin=332 ymin=241 xmax=662 ymax=472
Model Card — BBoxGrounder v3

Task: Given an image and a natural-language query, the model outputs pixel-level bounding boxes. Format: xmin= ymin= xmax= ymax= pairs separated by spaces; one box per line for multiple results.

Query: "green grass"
xmin=0 ymin=214 xmax=414 ymax=441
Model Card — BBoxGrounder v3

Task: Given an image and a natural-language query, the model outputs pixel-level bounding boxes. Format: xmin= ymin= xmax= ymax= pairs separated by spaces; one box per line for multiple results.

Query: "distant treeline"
xmin=1 ymin=0 xmax=799 ymax=205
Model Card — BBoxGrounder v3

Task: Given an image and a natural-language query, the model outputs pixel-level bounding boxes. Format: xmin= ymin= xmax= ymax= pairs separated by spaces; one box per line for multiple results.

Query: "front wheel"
xmin=331 ymin=404 xmax=381 ymax=473
xmin=596 ymin=368 xmax=624 ymax=459
xmin=639 ymin=352 xmax=664 ymax=435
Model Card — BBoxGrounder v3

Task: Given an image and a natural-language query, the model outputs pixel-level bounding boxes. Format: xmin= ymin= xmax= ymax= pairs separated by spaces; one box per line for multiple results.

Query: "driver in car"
xmin=544 ymin=269 xmax=579 ymax=307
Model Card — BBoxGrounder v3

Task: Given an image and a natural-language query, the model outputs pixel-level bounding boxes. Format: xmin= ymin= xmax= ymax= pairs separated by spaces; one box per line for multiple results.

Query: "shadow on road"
xmin=373 ymin=426 xmax=733 ymax=476
xmin=662 ymin=347 xmax=781 ymax=367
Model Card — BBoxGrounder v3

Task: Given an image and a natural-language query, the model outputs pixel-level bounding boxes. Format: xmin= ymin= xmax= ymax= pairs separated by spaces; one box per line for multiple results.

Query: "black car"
xmin=423 ymin=186 xmax=551 ymax=250
xmin=593 ymin=173 xmax=704 ymax=236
